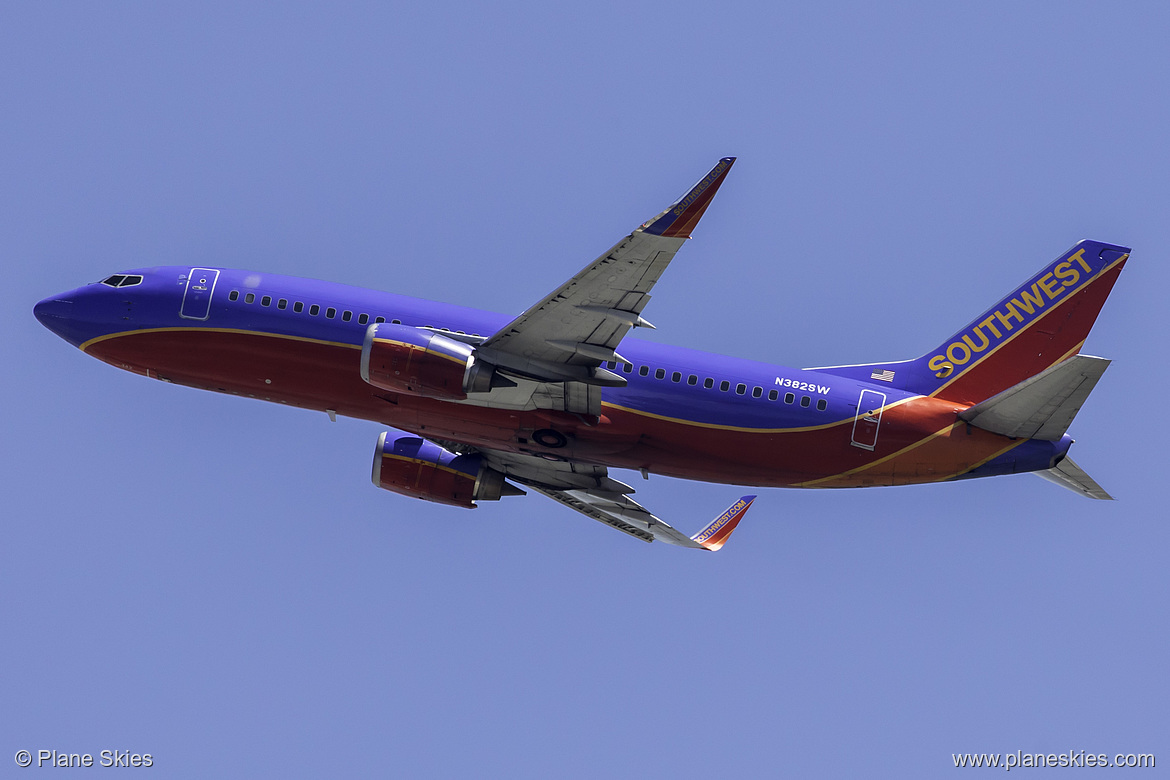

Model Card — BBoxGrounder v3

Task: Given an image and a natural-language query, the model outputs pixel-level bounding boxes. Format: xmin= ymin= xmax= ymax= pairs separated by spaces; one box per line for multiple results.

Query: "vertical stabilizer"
xmin=811 ymin=240 xmax=1128 ymax=405
xmin=913 ymin=240 xmax=1128 ymax=404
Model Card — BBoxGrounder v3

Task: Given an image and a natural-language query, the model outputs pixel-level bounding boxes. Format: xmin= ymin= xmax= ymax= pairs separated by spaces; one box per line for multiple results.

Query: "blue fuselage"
xmin=34 ymin=266 xmax=1068 ymax=488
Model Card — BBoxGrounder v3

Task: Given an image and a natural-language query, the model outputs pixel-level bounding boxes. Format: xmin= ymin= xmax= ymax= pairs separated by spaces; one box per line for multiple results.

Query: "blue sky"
xmin=3 ymin=3 xmax=1167 ymax=777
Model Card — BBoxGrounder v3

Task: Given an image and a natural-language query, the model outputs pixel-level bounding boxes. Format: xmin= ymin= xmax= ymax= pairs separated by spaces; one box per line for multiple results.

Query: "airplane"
xmin=33 ymin=158 xmax=1128 ymax=550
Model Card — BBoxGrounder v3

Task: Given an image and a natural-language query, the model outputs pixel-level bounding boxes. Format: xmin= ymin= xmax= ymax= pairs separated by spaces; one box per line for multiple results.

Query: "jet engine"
xmin=371 ymin=431 xmax=522 ymax=508
xmin=360 ymin=323 xmax=503 ymax=400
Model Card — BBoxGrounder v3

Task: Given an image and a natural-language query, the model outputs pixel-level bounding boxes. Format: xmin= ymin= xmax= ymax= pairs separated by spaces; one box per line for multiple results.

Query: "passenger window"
xmin=342 ymin=310 xmax=352 ymax=322
xmin=391 ymin=319 xmax=401 ymax=325
xmin=655 ymin=368 xmax=665 ymax=380
xmin=671 ymin=371 xmax=681 ymax=383
xmin=375 ymin=316 xmax=386 ymax=323
xmin=229 ymin=290 xmax=239 ymax=301
xmin=639 ymin=366 xmax=649 ymax=377
xmin=245 ymin=293 xmax=255 ymax=304
xmin=623 ymin=363 xmax=633 ymax=374
xmin=687 ymin=375 xmax=697 ymax=386
xmin=309 ymin=304 xmax=320 ymax=316
xmin=326 ymin=307 xmax=336 ymax=319
xmin=277 ymin=299 xmax=287 ymax=310
xmin=605 ymin=361 xmax=616 ymax=370
xmin=704 ymin=378 xmax=714 ymax=389
xmin=768 ymin=389 xmax=778 ymax=401
xmin=784 ymin=392 xmax=795 ymax=404
xmin=358 ymin=313 xmax=369 ymax=324
xmin=294 ymin=302 xmax=304 ymax=313
xmin=752 ymin=386 xmax=762 ymax=398
xmin=720 ymin=380 xmax=730 ymax=392
xmin=816 ymin=399 xmax=828 ymax=411
xmin=801 ymin=396 xmax=811 ymax=407
xmin=736 ymin=383 xmax=746 ymax=395
xmin=261 ymin=296 xmax=271 ymax=307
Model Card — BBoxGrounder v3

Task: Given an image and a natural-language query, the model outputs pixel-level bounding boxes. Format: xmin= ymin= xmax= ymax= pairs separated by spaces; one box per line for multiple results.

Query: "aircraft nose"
xmin=33 ymin=285 xmax=124 ymax=348
xmin=33 ymin=295 xmax=74 ymax=330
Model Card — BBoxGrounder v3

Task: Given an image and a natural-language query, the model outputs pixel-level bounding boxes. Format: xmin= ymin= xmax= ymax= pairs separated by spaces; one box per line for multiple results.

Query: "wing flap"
xmin=529 ymin=486 xmax=658 ymax=544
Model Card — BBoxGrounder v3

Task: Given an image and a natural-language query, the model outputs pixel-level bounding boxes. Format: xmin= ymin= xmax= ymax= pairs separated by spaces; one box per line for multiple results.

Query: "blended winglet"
xmin=641 ymin=157 xmax=736 ymax=238
xmin=690 ymin=495 xmax=756 ymax=551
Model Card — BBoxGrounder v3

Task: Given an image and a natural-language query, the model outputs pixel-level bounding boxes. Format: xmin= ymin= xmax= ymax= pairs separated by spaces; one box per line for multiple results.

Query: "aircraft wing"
xmin=529 ymin=485 xmax=755 ymax=550
xmin=471 ymin=447 xmax=754 ymax=549
xmin=476 ymin=158 xmax=735 ymax=385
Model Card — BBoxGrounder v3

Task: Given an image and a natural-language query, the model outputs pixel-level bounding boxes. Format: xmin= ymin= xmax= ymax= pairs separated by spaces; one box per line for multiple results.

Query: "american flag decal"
xmin=870 ymin=369 xmax=895 ymax=382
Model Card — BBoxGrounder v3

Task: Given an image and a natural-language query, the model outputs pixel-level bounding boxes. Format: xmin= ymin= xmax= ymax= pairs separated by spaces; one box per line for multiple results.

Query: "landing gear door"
xmin=851 ymin=389 xmax=886 ymax=451
xmin=179 ymin=268 xmax=220 ymax=320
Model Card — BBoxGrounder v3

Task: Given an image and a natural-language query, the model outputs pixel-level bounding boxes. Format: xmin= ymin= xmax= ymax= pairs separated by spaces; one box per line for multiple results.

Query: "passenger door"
xmin=851 ymin=389 xmax=886 ymax=451
xmin=179 ymin=268 xmax=220 ymax=320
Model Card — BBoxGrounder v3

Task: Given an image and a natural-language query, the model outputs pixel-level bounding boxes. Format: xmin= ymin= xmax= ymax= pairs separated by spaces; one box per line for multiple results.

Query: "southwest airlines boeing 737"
xmin=33 ymin=159 xmax=1128 ymax=550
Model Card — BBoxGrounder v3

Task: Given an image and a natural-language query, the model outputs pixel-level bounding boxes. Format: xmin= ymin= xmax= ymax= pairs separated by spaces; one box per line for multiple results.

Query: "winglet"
xmin=690 ymin=495 xmax=755 ymax=551
xmin=641 ymin=157 xmax=736 ymax=239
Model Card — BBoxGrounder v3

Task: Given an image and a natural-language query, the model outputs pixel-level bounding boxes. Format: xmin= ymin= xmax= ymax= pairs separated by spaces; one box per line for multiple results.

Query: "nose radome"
xmin=33 ymin=295 xmax=74 ymax=329
xmin=34 ymin=285 xmax=119 ymax=347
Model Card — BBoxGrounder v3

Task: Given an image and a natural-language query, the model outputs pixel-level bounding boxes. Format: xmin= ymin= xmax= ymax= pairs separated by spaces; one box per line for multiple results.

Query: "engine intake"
xmin=371 ymin=431 xmax=519 ymax=508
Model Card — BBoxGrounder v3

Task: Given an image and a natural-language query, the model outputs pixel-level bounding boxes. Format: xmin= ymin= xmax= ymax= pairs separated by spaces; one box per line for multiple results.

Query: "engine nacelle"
xmin=360 ymin=323 xmax=481 ymax=400
xmin=371 ymin=431 xmax=514 ymax=508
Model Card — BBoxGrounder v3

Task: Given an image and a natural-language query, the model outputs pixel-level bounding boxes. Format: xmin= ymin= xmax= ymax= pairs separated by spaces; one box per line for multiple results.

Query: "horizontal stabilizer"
xmin=958 ymin=355 xmax=1110 ymax=441
xmin=1035 ymin=457 xmax=1112 ymax=500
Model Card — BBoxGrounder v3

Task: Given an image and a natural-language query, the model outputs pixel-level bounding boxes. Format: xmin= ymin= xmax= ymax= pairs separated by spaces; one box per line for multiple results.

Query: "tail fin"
xmin=814 ymin=240 xmax=1128 ymax=404
xmin=916 ymin=240 xmax=1128 ymax=403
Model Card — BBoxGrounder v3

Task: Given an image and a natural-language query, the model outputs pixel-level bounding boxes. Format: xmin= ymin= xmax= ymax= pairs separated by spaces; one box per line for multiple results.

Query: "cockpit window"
xmin=100 ymin=274 xmax=143 ymax=288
